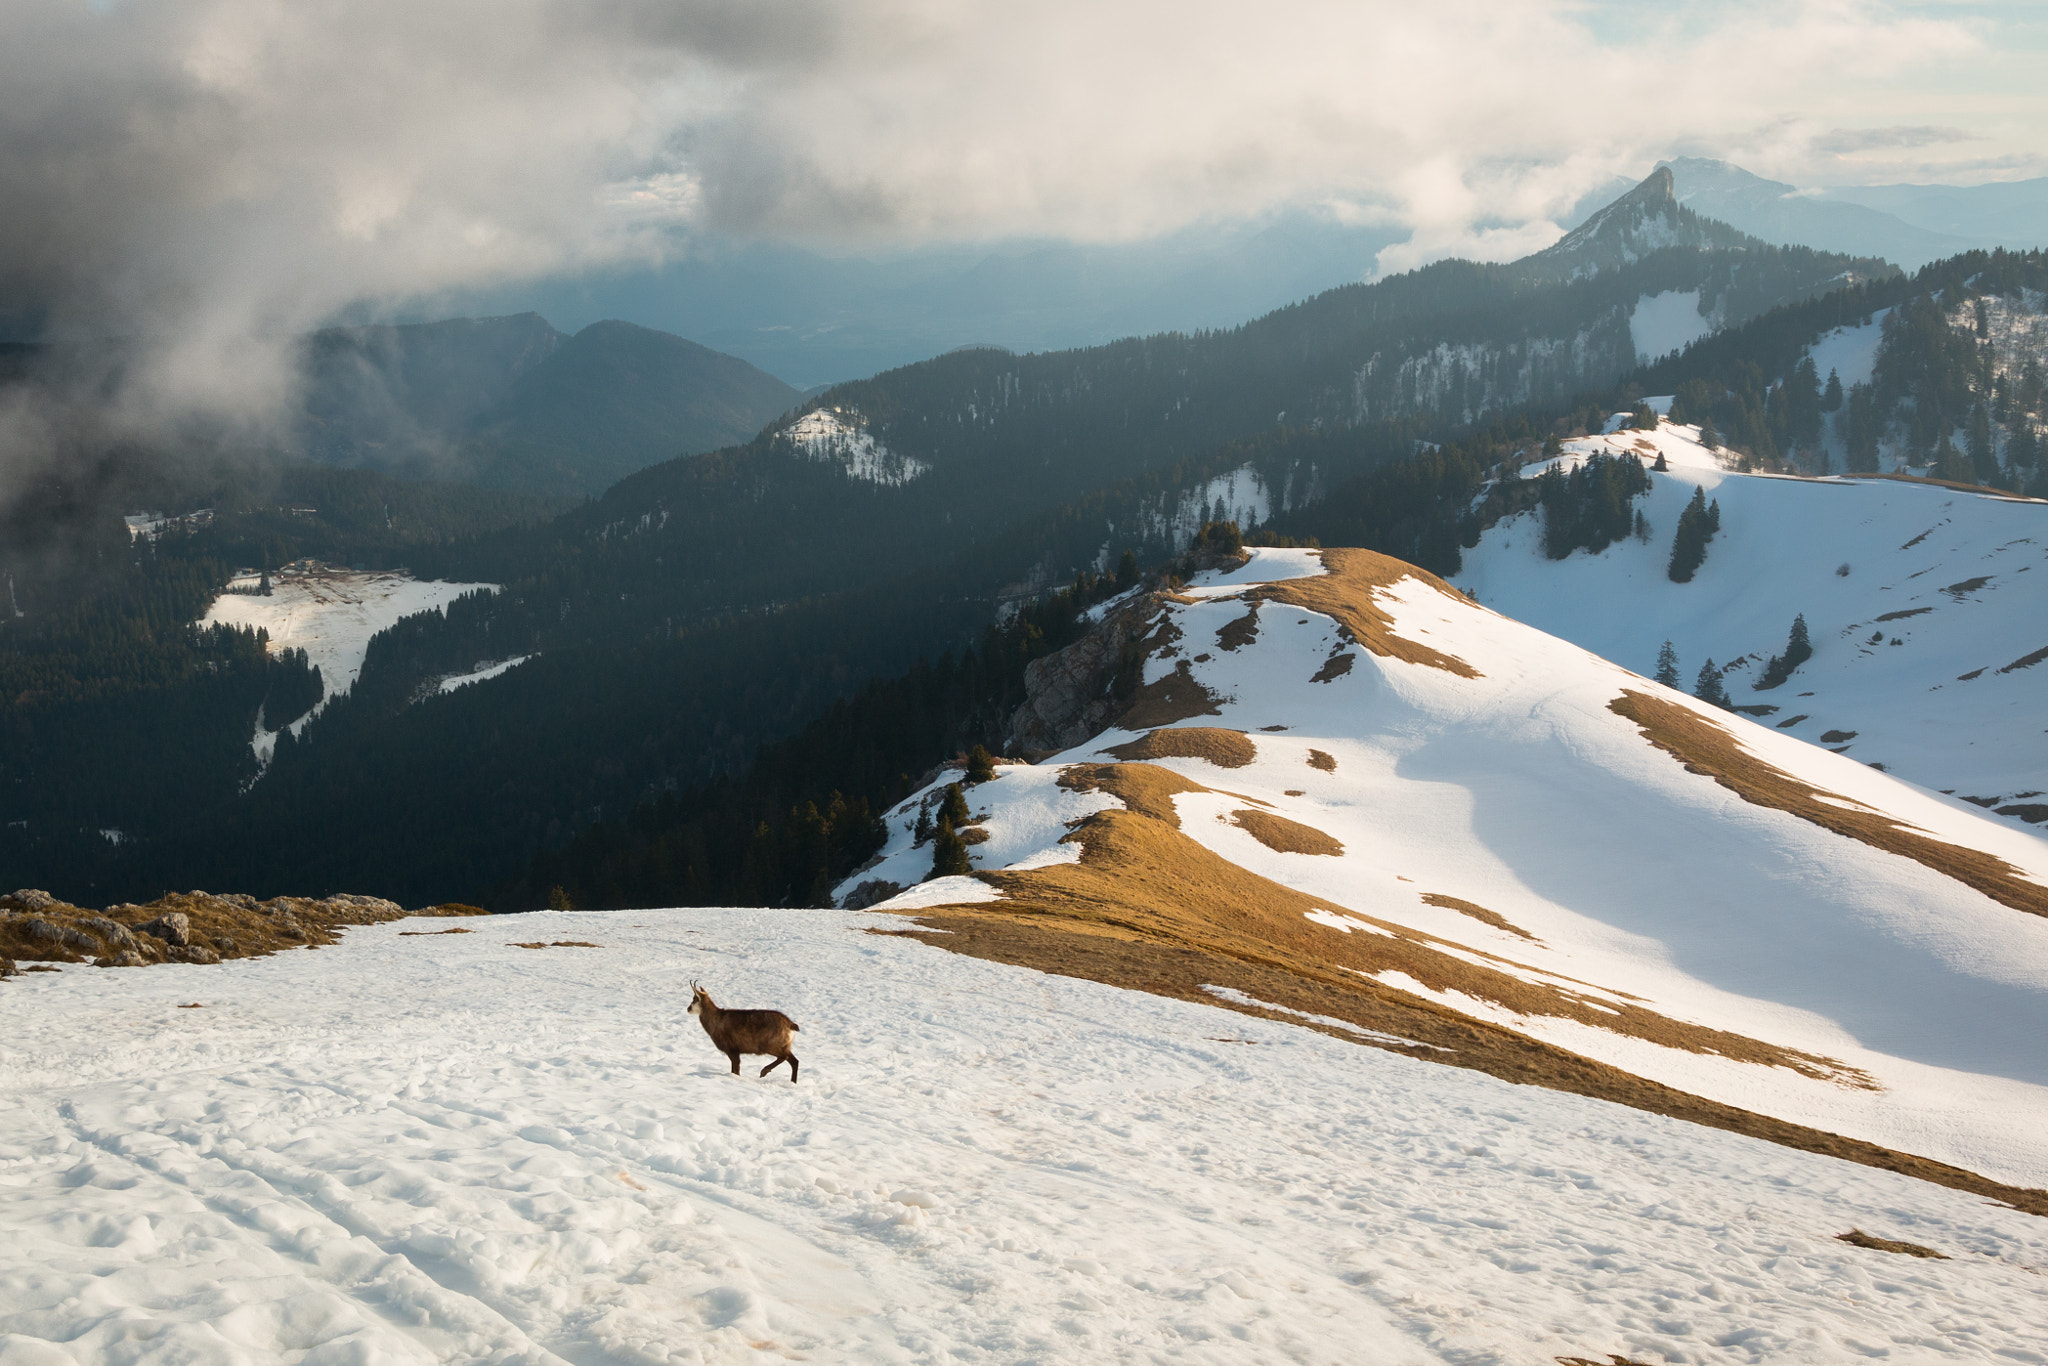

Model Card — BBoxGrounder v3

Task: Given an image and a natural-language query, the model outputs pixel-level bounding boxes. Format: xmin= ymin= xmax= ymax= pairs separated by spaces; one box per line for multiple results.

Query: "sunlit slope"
xmin=845 ymin=547 xmax=2048 ymax=1191
xmin=1455 ymin=413 xmax=2048 ymax=823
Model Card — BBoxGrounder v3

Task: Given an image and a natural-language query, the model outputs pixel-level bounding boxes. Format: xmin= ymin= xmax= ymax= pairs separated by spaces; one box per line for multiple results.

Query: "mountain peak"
xmin=1531 ymin=166 xmax=1759 ymax=279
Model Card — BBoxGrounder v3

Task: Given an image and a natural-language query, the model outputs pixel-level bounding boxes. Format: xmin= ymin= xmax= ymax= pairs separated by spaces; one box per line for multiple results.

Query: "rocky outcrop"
xmin=0 ymin=889 xmax=476 ymax=975
xmin=1007 ymin=593 xmax=1163 ymax=755
xmin=139 ymin=912 xmax=192 ymax=947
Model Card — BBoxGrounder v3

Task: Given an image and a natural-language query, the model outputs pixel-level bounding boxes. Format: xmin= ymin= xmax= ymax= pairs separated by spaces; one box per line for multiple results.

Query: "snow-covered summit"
xmin=843 ymin=546 xmax=2048 ymax=1198
xmin=785 ymin=407 xmax=931 ymax=487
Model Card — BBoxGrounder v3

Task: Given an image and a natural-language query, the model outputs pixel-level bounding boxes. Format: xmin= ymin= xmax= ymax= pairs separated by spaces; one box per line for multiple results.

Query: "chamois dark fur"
xmin=687 ymin=983 xmax=801 ymax=1082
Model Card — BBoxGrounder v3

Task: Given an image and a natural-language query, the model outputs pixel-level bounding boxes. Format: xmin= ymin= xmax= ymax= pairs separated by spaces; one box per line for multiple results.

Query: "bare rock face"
xmin=1 ymin=890 xmax=61 ymax=913
xmin=103 ymin=950 xmax=145 ymax=969
xmin=139 ymin=912 xmax=193 ymax=948
xmin=841 ymin=879 xmax=905 ymax=911
xmin=22 ymin=918 xmax=60 ymax=946
xmin=1007 ymin=594 xmax=1162 ymax=755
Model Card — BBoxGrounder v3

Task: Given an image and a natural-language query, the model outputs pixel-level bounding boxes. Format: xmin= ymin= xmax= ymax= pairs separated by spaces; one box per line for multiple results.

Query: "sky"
xmin=0 ymin=0 xmax=2042 ymax=431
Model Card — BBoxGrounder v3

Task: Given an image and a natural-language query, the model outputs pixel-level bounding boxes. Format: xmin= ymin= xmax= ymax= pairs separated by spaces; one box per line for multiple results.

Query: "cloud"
xmin=1812 ymin=125 xmax=1980 ymax=155
xmin=0 ymin=0 xmax=2031 ymax=488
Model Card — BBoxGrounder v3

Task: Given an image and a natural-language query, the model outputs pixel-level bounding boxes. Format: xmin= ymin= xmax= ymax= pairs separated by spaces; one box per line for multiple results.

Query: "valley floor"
xmin=4 ymin=910 xmax=2046 ymax=1365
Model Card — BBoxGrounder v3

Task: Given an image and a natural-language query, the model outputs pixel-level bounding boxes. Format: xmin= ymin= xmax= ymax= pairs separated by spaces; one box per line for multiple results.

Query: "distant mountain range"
xmin=1563 ymin=158 xmax=2048 ymax=270
xmin=298 ymin=314 xmax=802 ymax=495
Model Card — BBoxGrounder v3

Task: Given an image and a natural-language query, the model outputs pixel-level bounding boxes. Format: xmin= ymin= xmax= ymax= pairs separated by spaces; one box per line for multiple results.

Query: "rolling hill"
xmin=841 ymin=546 xmax=2048 ymax=1201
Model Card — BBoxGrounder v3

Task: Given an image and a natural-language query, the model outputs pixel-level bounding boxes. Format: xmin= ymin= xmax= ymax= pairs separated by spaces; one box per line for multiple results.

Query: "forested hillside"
xmin=0 ymin=184 xmax=1933 ymax=908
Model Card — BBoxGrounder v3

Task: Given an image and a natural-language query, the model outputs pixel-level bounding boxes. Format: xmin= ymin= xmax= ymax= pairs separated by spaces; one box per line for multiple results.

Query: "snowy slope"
xmin=5 ymin=909 xmax=2048 ymax=1364
xmin=844 ymin=547 xmax=2048 ymax=1194
xmin=1457 ymin=416 xmax=2048 ymax=823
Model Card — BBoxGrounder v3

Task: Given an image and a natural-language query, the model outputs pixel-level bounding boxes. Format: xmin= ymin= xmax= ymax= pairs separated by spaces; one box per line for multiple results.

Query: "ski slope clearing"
xmin=203 ymin=566 xmax=494 ymax=705
xmin=1459 ymin=416 xmax=2048 ymax=825
xmin=847 ymin=548 xmax=2048 ymax=1199
xmin=202 ymin=566 xmax=496 ymax=760
xmin=4 ymin=910 xmax=2047 ymax=1364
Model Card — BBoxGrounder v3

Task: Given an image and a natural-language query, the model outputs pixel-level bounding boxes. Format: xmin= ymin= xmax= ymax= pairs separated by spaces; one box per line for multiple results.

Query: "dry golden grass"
xmin=1611 ymin=690 xmax=2048 ymax=920
xmin=960 ymin=826 xmax=992 ymax=846
xmin=1216 ymin=603 xmax=1260 ymax=652
xmin=510 ymin=940 xmax=602 ymax=950
xmin=1307 ymin=749 xmax=1337 ymax=773
xmin=399 ymin=927 xmax=474 ymax=936
xmin=1310 ymin=650 xmax=1356 ymax=683
xmin=1424 ymin=892 xmax=1538 ymax=942
xmin=1837 ymin=1229 xmax=1946 ymax=1259
xmin=1105 ymin=727 xmax=1257 ymax=769
xmin=1231 ymin=809 xmax=1344 ymax=856
xmin=1252 ymin=547 xmax=1481 ymax=679
xmin=1117 ymin=660 xmax=1225 ymax=729
xmin=0 ymin=892 xmax=482 ymax=970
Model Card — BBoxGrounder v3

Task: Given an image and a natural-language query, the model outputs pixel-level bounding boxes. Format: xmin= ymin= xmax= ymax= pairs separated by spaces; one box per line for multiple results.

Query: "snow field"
xmin=5 ymin=910 xmax=2048 ymax=1365
xmin=1461 ymin=417 xmax=2048 ymax=814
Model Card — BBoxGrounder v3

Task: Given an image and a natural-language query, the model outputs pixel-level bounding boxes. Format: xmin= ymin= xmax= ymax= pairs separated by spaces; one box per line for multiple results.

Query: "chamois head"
xmin=687 ymin=981 xmax=708 ymax=1016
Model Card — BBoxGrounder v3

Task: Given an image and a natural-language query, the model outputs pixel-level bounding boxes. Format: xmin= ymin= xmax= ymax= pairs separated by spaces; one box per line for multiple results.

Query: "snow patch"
xmin=436 ymin=655 xmax=534 ymax=693
xmin=1629 ymin=290 xmax=1712 ymax=362
xmin=788 ymin=408 xmax=930 ymax=487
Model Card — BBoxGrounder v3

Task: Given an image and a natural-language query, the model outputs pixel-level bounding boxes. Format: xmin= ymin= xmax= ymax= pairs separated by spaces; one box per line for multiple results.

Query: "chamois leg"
xmin=787 ymin=1053 xmax=799 ymax=1083
xmin=726 ymin=1051 xmax=742 ymax=1076
xmin=760 ymin=1056 xmax=783 ymax=1077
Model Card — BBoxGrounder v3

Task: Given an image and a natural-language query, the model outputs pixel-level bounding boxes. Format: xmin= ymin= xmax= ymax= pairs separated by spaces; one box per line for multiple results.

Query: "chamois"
xmin=687 ymin=983 xmax=800 ymax=1082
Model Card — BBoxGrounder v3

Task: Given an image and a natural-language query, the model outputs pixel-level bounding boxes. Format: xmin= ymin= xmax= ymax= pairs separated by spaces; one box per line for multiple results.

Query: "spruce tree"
xmin=1822 ymin=369 xmax=1843 ymax=413
xmin=928 ymin=825 xmax=971 ymax=879
xmin=1757 ymin=613 xmax=1814 ymax=689
xmin=1694 ymin=659 xmax=1731 ymax=710
xmin=1667 ymin=486 xmax=1717 ymax=582
xmin=913 ymin=804 xmax=934 ymax=846
xmin=1655 ymin=640 xmax=1681 ymax=688
xmin=939 ymin=782 xmax=970 ymax=831
xmin=1968 ymin=405 xmax=1997 ymax=484
xmin=965 ymin=744 xmax=996 ymax=784
xmin=1696 ymin=418 xmax=1719 ymax=452
xmin=1114 ymin=549 xmax=1139 ymax=591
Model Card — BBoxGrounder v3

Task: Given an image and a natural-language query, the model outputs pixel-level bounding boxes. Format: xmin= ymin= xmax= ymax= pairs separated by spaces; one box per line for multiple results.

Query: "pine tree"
xmin=1655 ymin=640 xmax=1681 ymax=687
xmin=1757 ymin=613 xmax=1813 ymax=689
xmin=965 ymin=744 xmax=996 ymax=784
xmin=1694 ymin=659 xmax=1731 ymax=710
xmin=1932 ymin=435 xmax=1974 ymax=484
xmin=1667 ymin=486 xmax=1717 ymax=583
xmin=1968 ymin=404 xmax=1997 ymax=483
xmin=1696 ymin=418 xmax=1719 ymax=452
xmin=1542 ymin=432 xmax=1563 ymax=457
xmin=939 ymin=782 xmax=970 ymax=831
xmin=1822 ymin=369 xmax=1844 ymax=413
xmin=928 ymin=825 xmax=971 ymax=879
xmin=913 ymin=804 xmax=934 ymax=846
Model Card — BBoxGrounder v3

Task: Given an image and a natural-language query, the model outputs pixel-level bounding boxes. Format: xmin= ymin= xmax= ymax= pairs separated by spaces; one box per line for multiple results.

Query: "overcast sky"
xmin=0 ymin=0 xmax=2041 ymax=391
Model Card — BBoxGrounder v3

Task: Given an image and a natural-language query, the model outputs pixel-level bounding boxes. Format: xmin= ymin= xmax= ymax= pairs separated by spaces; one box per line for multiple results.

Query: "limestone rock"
xmin=83 ymin=918 xmax=139 ymax=952
xmin=1007 ymin=594 xmax=1161 ymax=754
xmin=1 ymin=890 xmax=60 ymax=913
xmin=139 ymin=912 xmax=192 ymax=947
xmin=22 ymin=918 xmax=60 ymax=946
